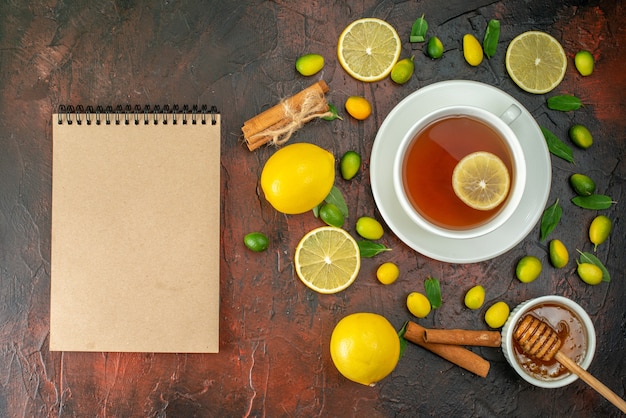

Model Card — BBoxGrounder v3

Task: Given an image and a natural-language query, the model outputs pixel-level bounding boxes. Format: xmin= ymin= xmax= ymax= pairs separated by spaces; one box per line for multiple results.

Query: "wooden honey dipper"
xmin=514 ymin=314 xmax=626 ymax=413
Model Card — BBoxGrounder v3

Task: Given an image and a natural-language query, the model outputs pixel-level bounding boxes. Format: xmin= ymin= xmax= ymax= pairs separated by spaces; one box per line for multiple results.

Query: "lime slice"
xmin=505 ymin=31 xmax=567 ymax=94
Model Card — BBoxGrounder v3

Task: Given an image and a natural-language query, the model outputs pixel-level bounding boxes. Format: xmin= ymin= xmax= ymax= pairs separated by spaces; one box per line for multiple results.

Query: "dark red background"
xmin=1 ymin=1 xmax=624 ymax=416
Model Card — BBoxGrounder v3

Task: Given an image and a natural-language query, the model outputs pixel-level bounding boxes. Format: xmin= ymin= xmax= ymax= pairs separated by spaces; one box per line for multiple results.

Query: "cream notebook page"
xmin=50 ymin=107 xmax=220 ymax=353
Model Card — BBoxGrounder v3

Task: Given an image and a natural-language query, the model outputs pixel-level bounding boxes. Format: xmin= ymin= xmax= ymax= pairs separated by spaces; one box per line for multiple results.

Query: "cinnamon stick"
xmin=404 ymin=322 xmax=490 ymax=378
xmin=423 ymin=328 xmax=501 ymax=347
xmin=242 ymin=80 xmax=330 ymax=150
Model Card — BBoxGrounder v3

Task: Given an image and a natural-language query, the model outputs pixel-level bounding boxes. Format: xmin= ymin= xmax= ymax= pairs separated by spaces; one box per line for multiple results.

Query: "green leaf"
xmin=398 ymin=321 xmax=408 ymax=339
xmin=541 ymin=127 xmax=574 ymax=163
xmin=482 ymin=19 xmax=500 ymax=59
xmin=424 ymin=276 xmax=442 ymax=309
xmin=325 ymin=186 xmax=349 ymax=218
xmin=357 ymin=241 xmax=391 ymax=258
xmin=540 ymin=198 xmax=562 ymax=241
xmin=397 ymin=321 xmax=408 ymax=359
xmin=571 ymin=194 xmax=616 ymax=210
xmin=321 ymin=103 xmax=343 ymax=121
xmin=577 ymin=250 xmax=610 ymax=282
xmin=410 ymin=14 xmax=428 ymax=43
xmin=547 ymin=95 xmax=583 ymax=111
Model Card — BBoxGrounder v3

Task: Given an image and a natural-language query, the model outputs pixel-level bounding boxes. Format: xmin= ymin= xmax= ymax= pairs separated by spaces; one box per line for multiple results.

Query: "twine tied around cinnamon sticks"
xmin=242 ymin=80 xmax=332 ymax=151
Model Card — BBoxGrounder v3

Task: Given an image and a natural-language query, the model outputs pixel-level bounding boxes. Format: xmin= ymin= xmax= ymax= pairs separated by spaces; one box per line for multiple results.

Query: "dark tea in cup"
xmin=402 ymin=114 xmax=514 ymax=230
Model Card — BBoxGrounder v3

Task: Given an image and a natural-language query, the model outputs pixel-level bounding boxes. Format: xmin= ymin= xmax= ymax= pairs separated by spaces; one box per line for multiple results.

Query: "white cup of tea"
xmin=393 ymin=105 xmax=526 ymax=239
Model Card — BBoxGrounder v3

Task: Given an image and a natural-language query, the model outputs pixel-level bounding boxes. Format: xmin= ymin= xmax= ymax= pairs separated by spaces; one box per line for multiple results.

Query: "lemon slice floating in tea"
xmin=505 ymin=31 xmax=567 ymax=94
xmin=294 ymin=226 xmax=361 ymax=294
xmin=452 ymin=151 xmax=511 ymax=211
xmin=337 ymin=18 xmax=402 ymax=82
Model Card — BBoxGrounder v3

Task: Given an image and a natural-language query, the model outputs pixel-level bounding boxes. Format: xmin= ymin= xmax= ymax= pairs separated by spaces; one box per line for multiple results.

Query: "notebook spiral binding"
xmin=57 ymin=104 xmax=219 ymax=126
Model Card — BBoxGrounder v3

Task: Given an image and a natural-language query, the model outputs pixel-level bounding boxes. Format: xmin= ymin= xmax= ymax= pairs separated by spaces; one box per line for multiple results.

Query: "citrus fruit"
xmin=319 ymin=203 xmax=345 ymax=228
xmin=295 ymin=53 xmax=324 ymax=76
xmin=577 ymin=262 xmax=603 ymax=285
xmin=329 ymin=312 xmax=400 ymax=386
xmin=243 ymin=232 xmax=269 ymax=252
xmin=569 ymin=173 xmax=595 ymax=196
xmin=390 ymin=56 xmax=415 ymax=84
xmin=484 ymin=301 xmax=510 ymax=328
xmin=569 ymin=124 xmax=593 ymax=149
xmin=260 ymin=143 xmax=335 ymax=214
xmin=574 ymin=50 xmax=594 ymax=76
xmin=549 ymin=239 xmax=569 ymax=268
xmin=355 ymin=216 xmax=384 ymax=240
xmin=337 ymin=18 xmax=402 ymax=82
xmin=376 ymin=262 xmax=399 ymax=285
xmin=505 ymin=31 xmax=567 ymax=94
xmin=340 ymin=150 xmax=361 ymax=180
xmin=426 ymin=36 xmax=444 ymax=59
xmin=589 ymin=215 xmax=611 ymax=251
xmin=463 ymin=34 xmax=483 ymax=66
xmin=464 ymin=285 xmax=485 ymax=310
xmin=451 ymin=151 xmax=511 ymax=210
xmin=344 ymin=96 xmax=372 ymax=120
xmin=406 ymin=292 xmax=431 ymax=318
xmin=516 ymin=255 xmax=542 ymax=283
xmin=294 ymin=226 xmax=360 ymax=294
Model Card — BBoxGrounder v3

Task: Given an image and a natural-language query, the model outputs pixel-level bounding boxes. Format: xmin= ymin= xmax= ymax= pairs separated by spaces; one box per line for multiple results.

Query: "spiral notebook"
xmin=50 ymin=105 xmax=220 ymax=353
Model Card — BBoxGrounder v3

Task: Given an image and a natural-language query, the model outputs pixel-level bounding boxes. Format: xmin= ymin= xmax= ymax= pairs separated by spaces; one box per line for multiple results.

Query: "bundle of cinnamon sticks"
xmin=241 ymin=80 xmax=331 ymax=151
xmin=404 ymin=322 xmax=501 ymax=378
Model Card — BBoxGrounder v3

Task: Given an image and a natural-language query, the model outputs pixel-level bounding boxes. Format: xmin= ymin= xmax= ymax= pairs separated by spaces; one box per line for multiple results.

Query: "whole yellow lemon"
xmin=260 ymin=143 xmax=335 ymax=214
xmin=330 ymin=312 xmax=400 ymax=386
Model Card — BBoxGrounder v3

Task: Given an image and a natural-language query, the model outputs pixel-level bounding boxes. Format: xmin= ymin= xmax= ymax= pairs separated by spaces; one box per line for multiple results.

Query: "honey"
xmin=402 ymin=115 xmax=513 ymax=230
xmin=512 ymin=303 xmax=588 ymax=380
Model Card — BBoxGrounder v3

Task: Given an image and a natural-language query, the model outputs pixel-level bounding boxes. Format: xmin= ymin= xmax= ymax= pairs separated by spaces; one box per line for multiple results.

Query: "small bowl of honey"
xmin=501 ymin=295 xmax=596 ymax=388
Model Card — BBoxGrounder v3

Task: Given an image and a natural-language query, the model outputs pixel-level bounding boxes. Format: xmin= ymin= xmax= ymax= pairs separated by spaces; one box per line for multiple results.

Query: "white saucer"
xmin=370 ymin=80 xmax=551 ymax=263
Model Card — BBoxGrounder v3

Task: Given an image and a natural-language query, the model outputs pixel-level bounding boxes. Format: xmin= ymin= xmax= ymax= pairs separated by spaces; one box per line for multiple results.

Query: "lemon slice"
xmin=452 ymin=152 xmax=511 ymax=211
xmin=337 ymin=18 xmax=402 ymax=82
xmin=294 ymin=226 xmax=361 ymax=294
xmin=505 ymin=31 xmax=567 ymax=94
